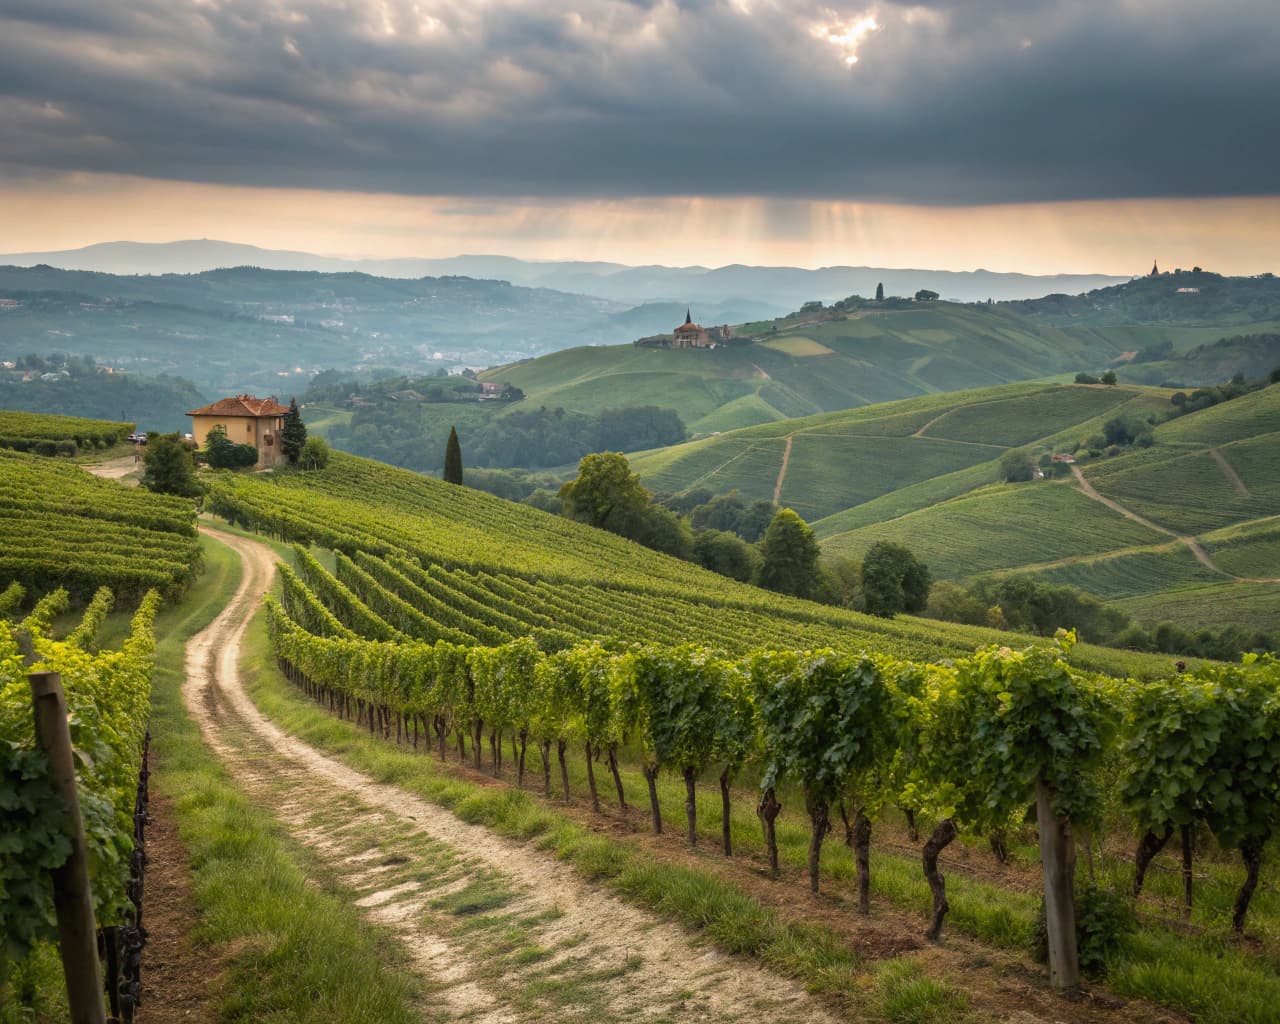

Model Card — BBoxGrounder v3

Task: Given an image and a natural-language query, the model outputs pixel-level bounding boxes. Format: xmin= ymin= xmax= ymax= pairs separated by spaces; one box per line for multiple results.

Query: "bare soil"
xmin=185 ymin=527 xmax=835 ymax=1023
xmin=137 ymin=787 xmax=221 ymax=1023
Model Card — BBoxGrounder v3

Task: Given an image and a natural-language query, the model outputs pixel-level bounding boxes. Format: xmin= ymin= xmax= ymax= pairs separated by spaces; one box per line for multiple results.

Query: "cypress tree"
xmin=444 ymin=425 xmax=463 ymax=484
xmin=875 ymin=282 xmax=884 ymax=301
xmin=281 ymin=397 xmax=307 ymax=464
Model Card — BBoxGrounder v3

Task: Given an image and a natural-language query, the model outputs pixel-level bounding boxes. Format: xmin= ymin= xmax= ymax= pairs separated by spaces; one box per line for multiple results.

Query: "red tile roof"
xmin=188 ymin=394 xmax=289 ymax=418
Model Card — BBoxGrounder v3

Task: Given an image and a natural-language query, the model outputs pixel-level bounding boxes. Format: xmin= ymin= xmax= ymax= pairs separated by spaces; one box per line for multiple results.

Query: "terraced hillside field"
xmin=815 ymin=382 xmax=1280 ymax=632
xmin=633 ymin=381 xmax=1156 ymax=522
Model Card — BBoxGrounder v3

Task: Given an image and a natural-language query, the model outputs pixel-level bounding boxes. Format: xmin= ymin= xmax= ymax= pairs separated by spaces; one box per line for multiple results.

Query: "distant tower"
xmin=1150 ymin=260 xmax=1159 ymax=277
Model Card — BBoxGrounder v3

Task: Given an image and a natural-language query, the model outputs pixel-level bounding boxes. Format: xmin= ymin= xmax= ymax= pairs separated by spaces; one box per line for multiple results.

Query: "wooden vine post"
xmin=1035 ymin=779 xmax=1080 ymax=992
xmin=28 ymin=668 xmax=109 ymax=1024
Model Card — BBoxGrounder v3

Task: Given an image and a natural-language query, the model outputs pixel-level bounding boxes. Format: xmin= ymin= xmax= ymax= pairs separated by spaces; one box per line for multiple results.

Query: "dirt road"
xmin=185 ymin=527 xmax=833 ymax=1023
xmin=84 ymin=454 xmax=141 ymax=482
xmin=772 ymin=434 xmax=793 ymax=504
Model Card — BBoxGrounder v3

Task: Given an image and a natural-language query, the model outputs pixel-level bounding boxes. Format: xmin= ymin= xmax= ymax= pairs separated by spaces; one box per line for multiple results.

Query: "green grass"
xmin=873 ymin=957 xmax=971 ymax=1024
xmin=1115 ymin=581 xmax=1280 ymax=633
xmin=241 ymin=599 xmax=1280 ymax=1023
xmin=1004 ymin=543 xmax=1223 ymax=600
xmin=1202 ymin=519 xmax=1280 ymax=579
xmin=146 ymin=535 xmax=423 ymax=1023
xmin=822 ymin=481 xmax=1164 ymax=579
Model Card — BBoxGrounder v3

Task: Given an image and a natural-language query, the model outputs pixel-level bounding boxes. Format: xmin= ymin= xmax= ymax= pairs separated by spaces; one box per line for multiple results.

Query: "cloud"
xmin=0 ymin=0 xmax=1276 ymax=204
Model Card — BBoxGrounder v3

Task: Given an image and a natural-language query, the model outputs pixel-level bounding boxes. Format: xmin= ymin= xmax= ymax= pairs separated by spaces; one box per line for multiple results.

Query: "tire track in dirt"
xmin=185 ymin=527 xmax=835 ymax=1024
xmin=772 ymin=434 xmax=793 ymax=504
xmin=1070 ymin=465 xmax=1280 ymax=583
xmin=1208 ymin=448 xmax=1250 ymax=496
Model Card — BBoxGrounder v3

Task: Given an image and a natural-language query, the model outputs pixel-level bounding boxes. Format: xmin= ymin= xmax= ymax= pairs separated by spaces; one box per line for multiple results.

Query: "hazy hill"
xmin=0 ymin=239 xmax=1127 ymax=305
xmin=484 ymin=303 xmax=1150 ymax=435
xmin=1007 ymin=269 xmax=1280 ymax=328
xmin=0 ymin=265 xmax=633 ymax=396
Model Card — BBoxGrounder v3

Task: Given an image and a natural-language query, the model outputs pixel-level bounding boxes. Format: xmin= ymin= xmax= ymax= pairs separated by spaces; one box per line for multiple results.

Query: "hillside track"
xmin=772 ymin=434 xmax=793 ymax=504
xmin=1208 ymin=447 xmax=1250 ymax=496
xmin=83 ymin=454 xmax=141 ymax=481
xmin=1071 ymin=466 xmax=1280 ymax=584
xmin=184 ymin=527 xmax=834 ymax=1024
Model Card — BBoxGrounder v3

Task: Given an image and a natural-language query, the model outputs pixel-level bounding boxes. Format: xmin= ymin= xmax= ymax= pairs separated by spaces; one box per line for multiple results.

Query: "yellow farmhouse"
xmin=187 ymin=394 xmax=290 ymax=468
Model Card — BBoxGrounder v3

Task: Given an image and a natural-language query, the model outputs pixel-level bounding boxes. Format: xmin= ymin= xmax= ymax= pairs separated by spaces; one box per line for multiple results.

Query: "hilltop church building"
xmin=672 ymin=310 xmax=730 ymax=349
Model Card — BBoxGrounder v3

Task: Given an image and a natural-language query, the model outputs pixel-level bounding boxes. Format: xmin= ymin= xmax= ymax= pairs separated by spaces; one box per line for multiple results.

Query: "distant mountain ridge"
xmin=0 ymin=239 xmax=1129 ymax=305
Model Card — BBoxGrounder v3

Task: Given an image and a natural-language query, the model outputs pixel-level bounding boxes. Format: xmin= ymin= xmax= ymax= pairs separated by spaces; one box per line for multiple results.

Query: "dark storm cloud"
xmin=0 ymin=0 xmax=1276 ymax=204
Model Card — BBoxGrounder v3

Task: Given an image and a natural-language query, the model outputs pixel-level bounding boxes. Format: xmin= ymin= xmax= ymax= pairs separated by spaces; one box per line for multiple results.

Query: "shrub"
xmin=1032 ymin=882 xmax=1134 ymax=978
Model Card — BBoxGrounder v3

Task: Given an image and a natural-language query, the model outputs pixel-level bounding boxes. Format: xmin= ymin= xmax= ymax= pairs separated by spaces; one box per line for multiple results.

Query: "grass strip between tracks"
xmin=148 ymin=534 xmax=422 ymax=1023
xmin=238 ymin=599 xmax=984 ymax=1023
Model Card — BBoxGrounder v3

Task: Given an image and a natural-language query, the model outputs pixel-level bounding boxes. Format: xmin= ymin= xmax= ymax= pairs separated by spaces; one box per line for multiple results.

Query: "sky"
xmin=1 ymin=0 xmax=1277 ymax=274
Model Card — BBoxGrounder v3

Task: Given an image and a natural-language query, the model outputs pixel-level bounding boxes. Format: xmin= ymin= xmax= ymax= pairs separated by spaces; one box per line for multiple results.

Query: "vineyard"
xmin=1 ymin=586 xmax=160 ymax=1013
xmin=0 ymin=449 xmax=200 ymax=601
xmin=207 ymin=450 xmax=1188 ymax=678
xmin=194 ymin=449 xmax=1280 ymax=1012
xmin=0 ymin=410 xmax=134 ymax=457
xmin=258 ymin=531 xmax=1280 ymax=1012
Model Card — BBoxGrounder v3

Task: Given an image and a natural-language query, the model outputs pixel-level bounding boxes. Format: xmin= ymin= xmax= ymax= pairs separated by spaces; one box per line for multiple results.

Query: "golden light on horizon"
xmin=0 ymin=172 xmax=1276 ymax=278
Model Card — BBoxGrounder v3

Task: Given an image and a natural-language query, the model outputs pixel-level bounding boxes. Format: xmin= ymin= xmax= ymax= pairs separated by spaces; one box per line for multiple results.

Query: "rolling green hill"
xmin=631 ymin=381 xmax=1159 ymax=521
xmin=808 ymin=382 xmax=1280 ymax=632
xmin=483 ymin=281 xmax=1280 ymax=440
xmin=205 ymin=448 xmax=1188 ymax=678
xmin=483 ymin=303 xmax=1139 ymax=435
xmin=623 ymin=376 xmax=1278 ymax=633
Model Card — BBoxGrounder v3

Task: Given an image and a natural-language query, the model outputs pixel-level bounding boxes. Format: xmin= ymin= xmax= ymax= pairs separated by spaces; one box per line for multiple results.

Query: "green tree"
xmin=861 ymin=541 xmax=931 ymax=617
xmin=281 ymin=398 xmax=307 ymax=464
xmin=1100 ymin=369 xmax=1118 ymax=385
xmin=142 ymin=433 xmax=201 ymax=497
xmin=756 ymin=508 xmax=820 ymax=598
xmin=914 ymin=288 xmax=939 ymax=301
xmin=635 ymin=503 xmax=694 ymax=560
xmin=693 ymin=529 xmax=757 ymax=581
xmin=875 ymin=282 xmax=884 ymax=301
xmin=559 ymin=452 xmax=650 ymax=538
xmin=204 ymin=424 xmax=258 ymax=469
xmin=443 ymin=425 xmax=463 ymax=484
xmin=299 ymin=436 xmax=330 ymax=470
xmin=1000 ymin=448 xmax=1037 ymax=483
